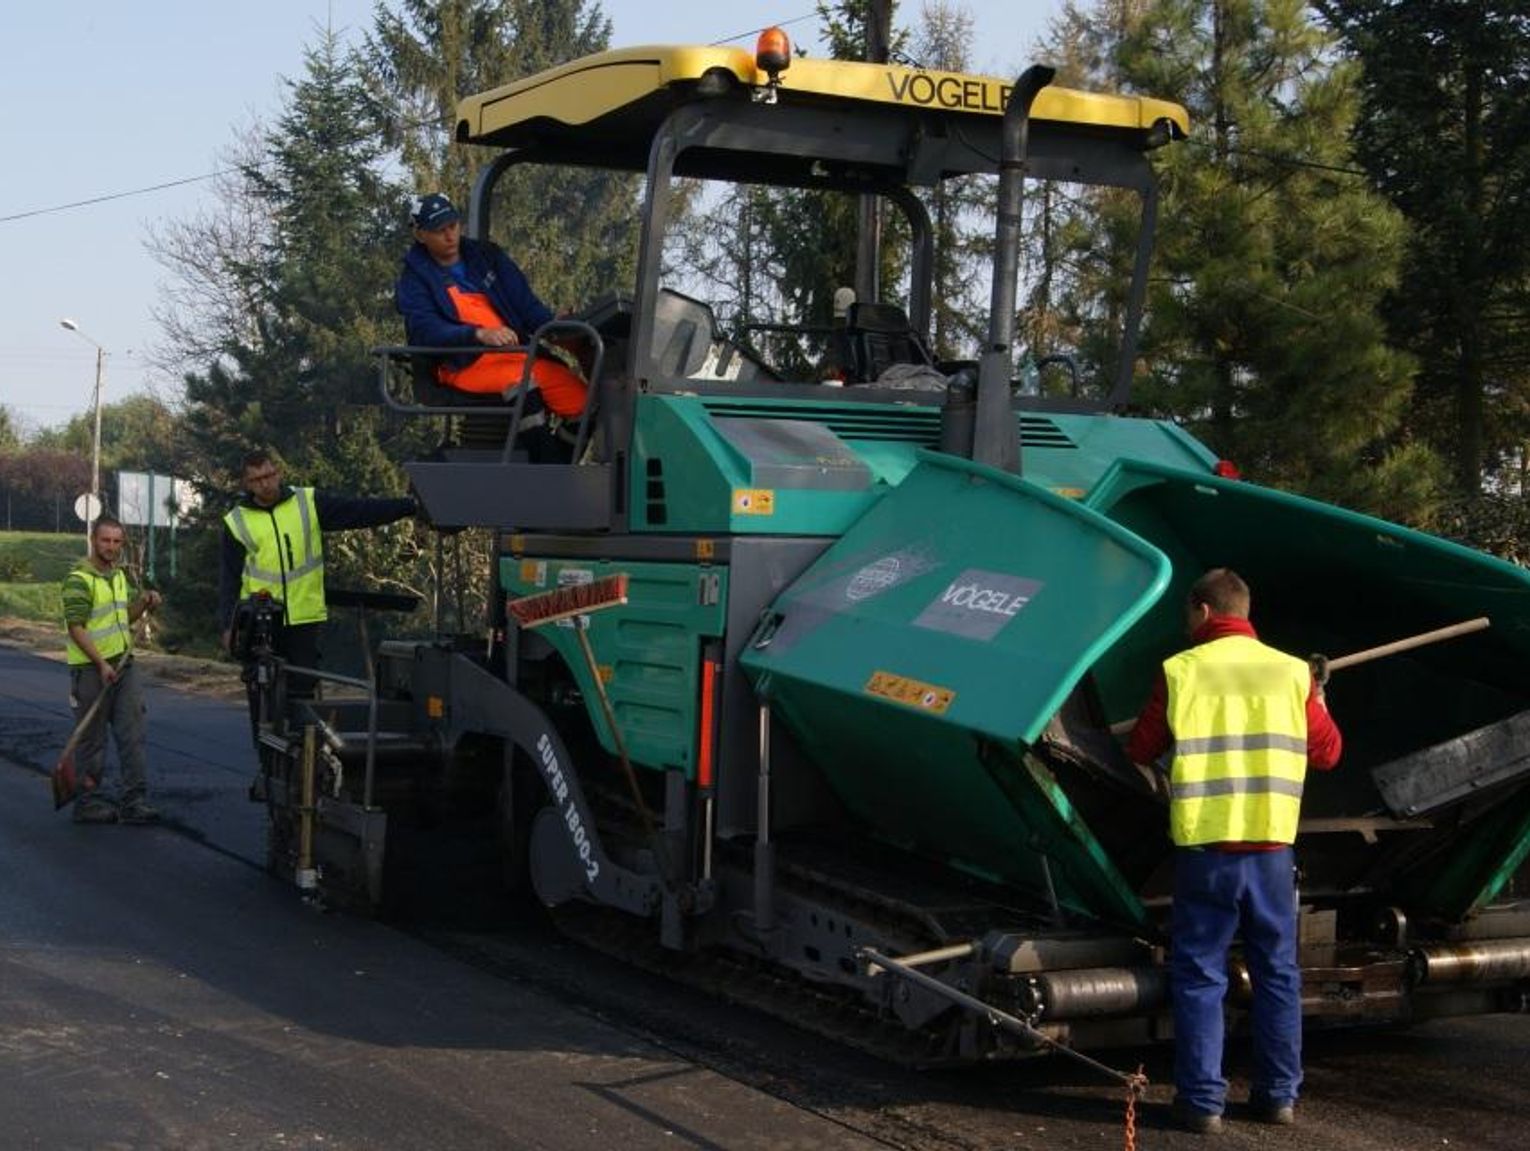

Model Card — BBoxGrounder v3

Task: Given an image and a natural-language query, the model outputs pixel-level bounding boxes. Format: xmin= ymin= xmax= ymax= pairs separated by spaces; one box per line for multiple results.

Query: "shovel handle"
xmin=55 ymin=610 xmax=153 ymax=766
xmin=1327 ymin=617 xmax=1490 ymax=672
xmin=58 ymin=686 xmax=112 ymax=762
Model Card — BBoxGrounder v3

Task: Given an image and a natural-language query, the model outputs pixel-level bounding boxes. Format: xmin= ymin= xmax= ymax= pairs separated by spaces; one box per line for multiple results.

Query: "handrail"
xmin=374 ymin=318 xmax=605 ymax=461
xmin=283 ymin=664 xmax=380 ymax=809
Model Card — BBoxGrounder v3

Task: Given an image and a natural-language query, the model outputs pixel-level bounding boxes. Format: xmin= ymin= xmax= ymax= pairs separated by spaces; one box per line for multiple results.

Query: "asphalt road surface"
xmin=0 ymin=646 xmax=885 ymax=1150
xmin=2 ymin=640 xmax=1527 ymax=1150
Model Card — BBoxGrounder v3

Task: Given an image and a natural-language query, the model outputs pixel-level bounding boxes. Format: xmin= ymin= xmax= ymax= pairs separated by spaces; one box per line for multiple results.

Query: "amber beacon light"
xmin=755 ymin=26 xmax=792 ymax=81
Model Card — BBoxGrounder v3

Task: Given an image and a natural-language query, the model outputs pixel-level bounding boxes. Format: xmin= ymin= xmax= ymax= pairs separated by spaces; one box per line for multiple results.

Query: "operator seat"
xmin=410 ymin=354 xmax=520 ymax=452
xmin=650 ymin=288 xmax=718 ymax=377
xmin=841 ymin=301 xmax=934 ymax=383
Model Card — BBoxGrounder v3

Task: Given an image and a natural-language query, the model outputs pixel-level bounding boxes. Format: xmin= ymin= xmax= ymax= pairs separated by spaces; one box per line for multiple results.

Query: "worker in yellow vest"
xmin=218 ymin=448 xmax=417 ymax=712
xmin=61 ymin=513 xmax=162 ymax=824
xmin=1127 ymin=568 xmax=1342 ymax=1134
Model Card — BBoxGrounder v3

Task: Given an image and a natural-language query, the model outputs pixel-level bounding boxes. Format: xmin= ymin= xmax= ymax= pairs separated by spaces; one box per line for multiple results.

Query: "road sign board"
xmin=73 ymin=493 xmax=102 ymax=523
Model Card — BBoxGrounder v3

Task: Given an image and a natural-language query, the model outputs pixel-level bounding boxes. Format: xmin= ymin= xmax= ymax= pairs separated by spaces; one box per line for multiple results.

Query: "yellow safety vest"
xmin=1163 ymin=634 xmax=1310 ymax=846
xmin=64 ymin=563 xmax=131 ymax=666
xmin=223 ymin=487 xmax=327 ymax=625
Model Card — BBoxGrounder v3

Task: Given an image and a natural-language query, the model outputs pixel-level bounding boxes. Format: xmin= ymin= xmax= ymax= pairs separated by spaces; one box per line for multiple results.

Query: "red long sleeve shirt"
xmin=1126 ymin=614 xmax=1343 ymax=773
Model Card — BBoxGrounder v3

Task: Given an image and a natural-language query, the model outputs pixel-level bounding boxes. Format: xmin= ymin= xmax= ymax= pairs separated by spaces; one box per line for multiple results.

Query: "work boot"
xmin=118 ymin=799 xmax=160 ymax=825
xmin=73 ymin=799 xmax=119 ymax=825
xmin=1170 ymin=1100 xmax=1224 ymax=1135
xmin=1250 ymin=1097 xmax=1296 ymax=1126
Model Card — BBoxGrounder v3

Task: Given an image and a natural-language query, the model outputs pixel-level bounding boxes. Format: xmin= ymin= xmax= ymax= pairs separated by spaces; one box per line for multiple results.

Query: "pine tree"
xmin=246 ymin=28 xmax=409 ymax=417
xmin=912 ymin=0 xmax=990 ymax=360
xmin=1316 ymin=1 xmax=1530 ymax=497
xmin=667 ymin=183 xmax=772 ymax=342
xmin=172 ymin=25 xmax=419 ymax=607
xmin=172 ymin=26 xmax=408 ymax=466
xmin=366 ymin=0 xmax=634 ymax=309
xmin=1021 ymin=2 xmax=1156 ymax=398
xmin=687 ymin=0 xmax=909 ymax=349
xmin=1044 ymin=0 xmax=1442 ymax=522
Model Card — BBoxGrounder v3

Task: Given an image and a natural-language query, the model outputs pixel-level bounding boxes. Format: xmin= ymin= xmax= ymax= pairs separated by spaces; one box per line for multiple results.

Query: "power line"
xmin=2 ymin=12 xmax=829 ymax=227
xmin=708 ymin=11 xmax=819 ymax=46
xmin=0 ymin=171 xmax=237 ymax=224
xmin=3 ymin=119 xmax=1375 ymax=232
xmin=1183 ymin=137 xmax=1369 ymax=179
xmin=0 ymin=134 xmax=1377 ymax=233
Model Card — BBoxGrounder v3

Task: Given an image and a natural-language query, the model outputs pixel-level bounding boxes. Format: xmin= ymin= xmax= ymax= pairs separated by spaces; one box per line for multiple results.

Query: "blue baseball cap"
xmin=411 ymin=192 xmax=460 ymax=231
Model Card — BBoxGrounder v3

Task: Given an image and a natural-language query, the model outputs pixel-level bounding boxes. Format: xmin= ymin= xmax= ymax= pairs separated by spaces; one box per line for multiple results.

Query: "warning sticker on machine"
xmin=912 ymin=569 xmax=1041 ymax=641
xmin=865 ymin=670 xmax=955 ymax=715
xmin=731 ymin=489 xmax=775 ymax=516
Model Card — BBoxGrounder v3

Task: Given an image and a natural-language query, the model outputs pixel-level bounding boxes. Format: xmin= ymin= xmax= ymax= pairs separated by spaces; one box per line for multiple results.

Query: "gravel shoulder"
xmin=0 ymin=615 xmax=243 ymax=700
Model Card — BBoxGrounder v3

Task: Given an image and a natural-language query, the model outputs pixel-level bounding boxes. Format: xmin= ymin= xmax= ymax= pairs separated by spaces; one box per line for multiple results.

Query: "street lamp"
xmin=59 ymin=318 xmax=106 ymax=550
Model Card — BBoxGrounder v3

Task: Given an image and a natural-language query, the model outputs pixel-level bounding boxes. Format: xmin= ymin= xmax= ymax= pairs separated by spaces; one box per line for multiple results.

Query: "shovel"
xmin=51 ymin=673 xmax=123 ymax=809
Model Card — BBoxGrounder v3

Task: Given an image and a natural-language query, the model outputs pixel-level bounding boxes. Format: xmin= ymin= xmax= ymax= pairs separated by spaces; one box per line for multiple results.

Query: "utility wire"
xmin=1182 ymin=137 xmax=1368 ymax=179
xmin=0 ymin=14 xmax=1372 ymax=229
xmin=0 ymin=172 xmax=237 ymax=224
xmin=708 ymin=11 xmax=819 ymax=46
xmin=0 ymin=142 xmax=1373 ymax=229
xmin=2 ymin=11 xmax=824 ymax=226
xmin=2 ymin=122 xmax=1374 ymax=228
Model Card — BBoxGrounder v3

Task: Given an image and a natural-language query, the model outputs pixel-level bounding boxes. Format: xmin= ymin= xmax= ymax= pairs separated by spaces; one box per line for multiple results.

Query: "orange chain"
xmin=1123 ymin=1065 xmax=1148 ymax=1151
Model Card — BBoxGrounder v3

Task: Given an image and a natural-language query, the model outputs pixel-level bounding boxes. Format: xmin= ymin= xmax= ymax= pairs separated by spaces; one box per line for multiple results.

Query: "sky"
xmin=0 ymin=1 xmax=1058 ymax=434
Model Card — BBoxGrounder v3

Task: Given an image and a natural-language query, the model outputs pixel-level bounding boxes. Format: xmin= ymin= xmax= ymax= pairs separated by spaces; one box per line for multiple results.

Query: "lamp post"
xmin=59 ymin=318 xmax=105 ymax=550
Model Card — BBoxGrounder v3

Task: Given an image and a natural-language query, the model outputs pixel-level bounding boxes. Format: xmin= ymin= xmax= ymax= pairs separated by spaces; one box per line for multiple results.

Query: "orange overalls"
xmin=439 ymin=284 xmax=588 ymax=418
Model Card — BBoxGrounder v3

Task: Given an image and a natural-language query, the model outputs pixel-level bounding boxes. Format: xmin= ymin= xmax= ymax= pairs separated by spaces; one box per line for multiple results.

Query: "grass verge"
xmin=0 ymin=582 xmax=60 ymax=623
xmin=0 ymin=531 xmax=83 ymax=585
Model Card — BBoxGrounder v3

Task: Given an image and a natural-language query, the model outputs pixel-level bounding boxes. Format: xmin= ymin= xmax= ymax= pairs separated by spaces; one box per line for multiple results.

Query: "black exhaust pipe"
xmin=971 ymin=65 xmax=1055 ymax=476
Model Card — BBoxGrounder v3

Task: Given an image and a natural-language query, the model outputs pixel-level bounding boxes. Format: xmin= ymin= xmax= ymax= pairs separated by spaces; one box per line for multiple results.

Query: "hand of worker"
xmin=1131 ymin=761 xmax=1169 ymax=803
xmin=1308 ymin=652 xmax=1330 ymax=687
xmin=140 ymin=590 xmax=163 ymax=612
xmin=475 ymin=325 xmax=520 ymax=347
xmin=96 ymin=660 xmax=118 ymax=686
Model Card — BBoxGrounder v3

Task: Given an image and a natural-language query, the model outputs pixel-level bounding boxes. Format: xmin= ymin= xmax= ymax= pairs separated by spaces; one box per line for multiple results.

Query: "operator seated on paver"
xmin=394 ymin=192 xmax=588 ymax=459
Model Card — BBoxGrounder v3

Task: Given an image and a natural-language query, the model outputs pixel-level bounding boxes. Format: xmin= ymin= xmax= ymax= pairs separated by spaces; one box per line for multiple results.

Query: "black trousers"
xmin=279 ymin=622 xmax=322 ymax=700
xmin=244 ymin=621 xmax=323 ymax=745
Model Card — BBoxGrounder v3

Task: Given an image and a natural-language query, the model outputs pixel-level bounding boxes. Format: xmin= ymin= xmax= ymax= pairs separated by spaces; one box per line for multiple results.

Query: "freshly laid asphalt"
xmin=5 ymin=641 xmax=1530 ymax=1151
xmin=0 ymin=643 xmax=261 ymax=864
xmin=0 ymin=642 xmax=884 ymax=1150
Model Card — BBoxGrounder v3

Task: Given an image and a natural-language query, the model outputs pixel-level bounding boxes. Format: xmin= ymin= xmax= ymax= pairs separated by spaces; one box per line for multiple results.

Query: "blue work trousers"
xmin=1171 ymin=846 xmax=1302 ymax=1115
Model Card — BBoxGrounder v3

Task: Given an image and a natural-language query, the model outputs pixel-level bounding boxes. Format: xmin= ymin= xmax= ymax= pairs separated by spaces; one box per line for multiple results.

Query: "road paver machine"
xmin=249 ymin=34 xmax=1530 ymax=1061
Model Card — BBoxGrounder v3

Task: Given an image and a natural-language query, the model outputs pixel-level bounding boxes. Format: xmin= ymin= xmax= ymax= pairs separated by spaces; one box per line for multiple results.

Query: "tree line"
xmin=2 ymin=0 xmax=1528 ymax=647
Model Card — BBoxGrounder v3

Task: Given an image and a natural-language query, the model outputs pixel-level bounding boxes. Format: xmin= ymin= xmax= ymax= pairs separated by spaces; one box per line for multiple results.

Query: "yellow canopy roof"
xmin=456 ymin=44 xmax=1189 ymax=156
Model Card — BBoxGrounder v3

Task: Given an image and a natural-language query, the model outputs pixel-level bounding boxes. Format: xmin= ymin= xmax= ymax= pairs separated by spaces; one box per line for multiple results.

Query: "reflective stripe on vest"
xmin=64 ymin=564 xmax=131 ymax=666
xmin=223 ymin=488 xmax=327 ymax=625
xmin=1164 ymin=634 xmax=1310 ymax=846
xmin=436 ymin=285 xmax=588 ymax=416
